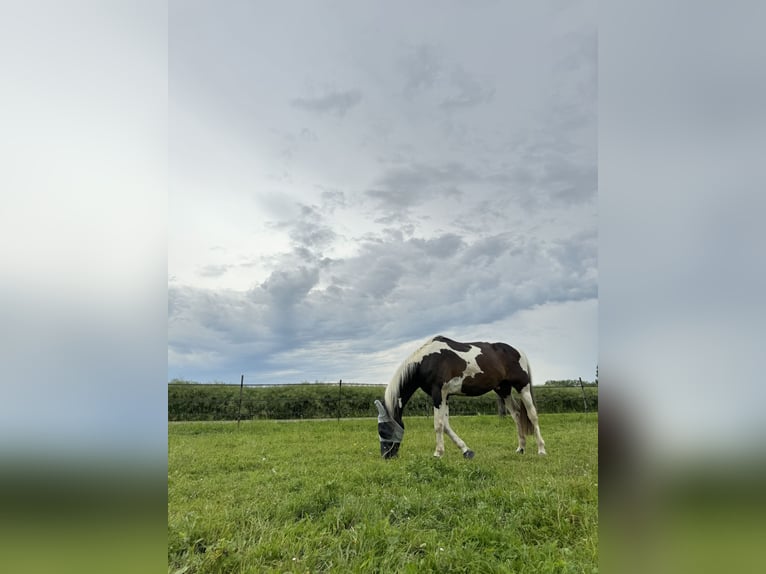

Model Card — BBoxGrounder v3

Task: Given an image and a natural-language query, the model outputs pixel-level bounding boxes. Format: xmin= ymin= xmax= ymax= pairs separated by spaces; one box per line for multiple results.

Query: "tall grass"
xmin=169 ymin=413 xmax=598 ymax=573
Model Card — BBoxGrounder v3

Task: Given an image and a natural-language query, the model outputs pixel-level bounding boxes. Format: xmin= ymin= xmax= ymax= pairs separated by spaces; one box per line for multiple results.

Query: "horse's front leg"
xmin=443 ymin=406 xmax=474 ymax=459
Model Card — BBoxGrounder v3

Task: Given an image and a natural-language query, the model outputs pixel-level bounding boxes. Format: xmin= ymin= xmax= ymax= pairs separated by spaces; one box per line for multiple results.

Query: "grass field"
xmin=168 ymin=413 xmax=598 ymax=573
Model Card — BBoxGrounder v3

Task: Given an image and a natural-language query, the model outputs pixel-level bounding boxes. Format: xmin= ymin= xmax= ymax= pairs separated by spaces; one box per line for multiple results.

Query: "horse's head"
xmin=375 ymin=399 xmax=403 ymax=458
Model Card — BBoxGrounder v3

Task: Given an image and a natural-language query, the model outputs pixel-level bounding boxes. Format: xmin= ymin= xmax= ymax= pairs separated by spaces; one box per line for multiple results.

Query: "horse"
xmin=375 ymin=335 xmax=546 ymax=459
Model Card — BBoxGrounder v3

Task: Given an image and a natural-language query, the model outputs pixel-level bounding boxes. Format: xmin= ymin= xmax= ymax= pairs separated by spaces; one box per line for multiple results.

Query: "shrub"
xmin=168 ymin=383 xmax=597 ymax=421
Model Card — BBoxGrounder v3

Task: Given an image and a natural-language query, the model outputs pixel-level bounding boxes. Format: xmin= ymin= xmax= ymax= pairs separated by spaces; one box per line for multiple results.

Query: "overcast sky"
xmin=168 ymin=0 xmax=597 ymax=386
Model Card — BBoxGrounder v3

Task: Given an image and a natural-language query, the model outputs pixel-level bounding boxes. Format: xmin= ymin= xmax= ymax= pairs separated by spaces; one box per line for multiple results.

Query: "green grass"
xmin=168 ymin=413 xmax=598 ymax=573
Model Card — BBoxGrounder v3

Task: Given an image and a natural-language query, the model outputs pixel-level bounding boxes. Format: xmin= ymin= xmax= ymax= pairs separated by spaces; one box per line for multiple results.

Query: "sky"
xmin=168 ymin=0 xmax=597 ymax=386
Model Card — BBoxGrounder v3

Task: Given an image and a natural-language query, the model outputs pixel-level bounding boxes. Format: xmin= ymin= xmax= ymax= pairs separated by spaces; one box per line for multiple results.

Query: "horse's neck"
xmin=397 ymin=377 xmax=421 ymax=413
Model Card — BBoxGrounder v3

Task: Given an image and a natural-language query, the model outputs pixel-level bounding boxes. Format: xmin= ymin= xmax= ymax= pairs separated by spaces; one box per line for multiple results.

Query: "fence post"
xmin=337 ymin=379 xmax=342 ymax=422
xmin=237 ymin=374 xmax=244 ymax=427
xmin=579 ymin=377 xmax=588 ymax=413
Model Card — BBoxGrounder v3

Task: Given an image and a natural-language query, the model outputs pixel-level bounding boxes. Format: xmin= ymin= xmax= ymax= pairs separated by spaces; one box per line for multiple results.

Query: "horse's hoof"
xmin=538 ymin=450 xmax=547 ymax=456
xmin=516 ymin=448 xmax=525 ymax=454
xmin=463 ymin=450 xmax=475 ymax=459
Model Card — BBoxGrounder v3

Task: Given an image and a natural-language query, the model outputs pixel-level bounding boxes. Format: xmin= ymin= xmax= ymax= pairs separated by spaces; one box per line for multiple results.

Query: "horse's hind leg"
xmin=433 ymin=404 xmax=446 ymax=458
xmin=510 ymin=411 xmax=527 ymax=454
xmin=519 ymin=386 xmax=547 ymax=455
xmin=497 ymin=391 xmax=526 ymax=454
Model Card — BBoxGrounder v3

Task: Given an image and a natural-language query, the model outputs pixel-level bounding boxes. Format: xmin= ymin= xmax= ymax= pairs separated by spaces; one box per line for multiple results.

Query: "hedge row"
xmin=168 ymin=383 xmax=598 ymax=421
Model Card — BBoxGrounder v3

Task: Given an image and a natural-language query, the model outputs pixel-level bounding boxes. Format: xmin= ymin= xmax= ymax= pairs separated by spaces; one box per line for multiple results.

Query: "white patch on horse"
xmin=408 ymin=337 xmax=452 ymax=364
xmin=444 ymin=344 xmax=484 ymax=395
xmin=518 ymin=350 xmax=530 ymax=377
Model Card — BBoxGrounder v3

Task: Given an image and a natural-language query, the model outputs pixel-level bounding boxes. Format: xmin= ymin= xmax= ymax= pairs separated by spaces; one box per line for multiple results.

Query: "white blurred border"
xmin=601 ymin=0 xmax=766 ymax=462
xmin=601 ymin=3 xmax=766 ymax=572
xmin=0 ymin=1 xmax=167 ymax=467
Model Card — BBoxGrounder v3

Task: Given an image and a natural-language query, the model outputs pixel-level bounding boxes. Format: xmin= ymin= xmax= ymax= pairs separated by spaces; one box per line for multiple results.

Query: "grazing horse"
xmin=375 ymin=335 xmax=546 ymax=459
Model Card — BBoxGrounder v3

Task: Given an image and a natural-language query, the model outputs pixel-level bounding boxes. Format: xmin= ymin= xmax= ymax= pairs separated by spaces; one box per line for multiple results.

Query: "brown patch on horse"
xmin=460 ymin=343 xmax=505 ymax=395
xmin=488 ymin=343 xmax=530 ymax=392
xmin=418 ymin=349 xmax=466 ymax=408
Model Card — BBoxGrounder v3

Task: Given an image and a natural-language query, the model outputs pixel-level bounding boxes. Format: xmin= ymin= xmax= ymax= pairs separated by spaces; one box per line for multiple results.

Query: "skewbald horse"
xmin=375 ymin=335 xmax=546 ymax=459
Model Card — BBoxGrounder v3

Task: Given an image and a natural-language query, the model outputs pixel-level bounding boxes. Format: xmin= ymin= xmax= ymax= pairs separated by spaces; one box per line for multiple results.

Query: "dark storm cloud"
xmin=290 ymin=89 xmax=363 ymax=117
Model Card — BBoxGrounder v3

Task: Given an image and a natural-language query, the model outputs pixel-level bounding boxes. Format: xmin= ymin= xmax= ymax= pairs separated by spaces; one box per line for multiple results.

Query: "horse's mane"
xmin=384 ymin=337 xmax=436 ymax=416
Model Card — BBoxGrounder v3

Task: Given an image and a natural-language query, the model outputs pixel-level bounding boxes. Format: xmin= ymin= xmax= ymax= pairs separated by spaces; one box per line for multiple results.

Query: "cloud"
xmin=400 ymin=44 xmax=443 ymax=95
xmin=408 ymin=233 xmax=464 ymax=258
xmin=290 ymin=89 xmax=363 ymax=117
xmin=546 ymin=162 xmax=597 ymax=205
xmin=259 ymin=265 xmax=320 ymax=308
xmin=365 ymin=162 xmax=472 ymax=214
xmin=501 ymin=138 xmax=597 ymax=211
xmin=168 ymin=224 xmax=597 ymax=384
xmin=198 ymin=263 xmax=232 ymax=278
xmin=319 ymin=189 xmax=347 ymax=212
xmin=398 ymin=45 xmax=494 ymax=110
xmin=272 ymin=203 xmax=338 ymax=252
xmin=440 ymin=66 xmax=495 ymax=109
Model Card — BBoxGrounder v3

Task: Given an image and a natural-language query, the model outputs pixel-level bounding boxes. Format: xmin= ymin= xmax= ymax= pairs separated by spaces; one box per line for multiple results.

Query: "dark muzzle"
xmin=380 ymin=441 xmax=400 ymax=458
xmin=375 ymin=400 xmax=404 ymax=459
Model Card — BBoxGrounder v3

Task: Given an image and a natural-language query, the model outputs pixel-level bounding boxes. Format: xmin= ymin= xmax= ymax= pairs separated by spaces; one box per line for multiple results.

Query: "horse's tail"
xmin=497 ymin=395 xmax=506 ymax=416
xmin=497 ymin=394 xmax=520 ymax=417
xmin=518 ymin=353 xmax=536 ymax=436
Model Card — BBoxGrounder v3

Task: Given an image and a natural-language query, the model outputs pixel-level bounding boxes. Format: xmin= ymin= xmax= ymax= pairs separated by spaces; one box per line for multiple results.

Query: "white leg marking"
xmin=503 ymin=396 xmax=526 ymax=453
xmin=443 ymin=404 xmax=472 ymax=455
xmin=433 ymin=405 xmax=445 ymax=457
xmin=439 ymin=387 xmax=473 ymax=456
xmin=519 ymin=386 xmax=546 ymax=455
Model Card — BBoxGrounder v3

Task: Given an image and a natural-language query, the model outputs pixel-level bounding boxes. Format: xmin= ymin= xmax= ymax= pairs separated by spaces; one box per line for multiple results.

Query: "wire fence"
xmin=168 ymin=380 xmax=597 ymax=421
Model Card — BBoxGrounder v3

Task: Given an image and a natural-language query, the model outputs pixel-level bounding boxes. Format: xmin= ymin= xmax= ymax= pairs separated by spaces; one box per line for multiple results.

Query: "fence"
xmin=168 ymin=380 xmax=597 ymax=421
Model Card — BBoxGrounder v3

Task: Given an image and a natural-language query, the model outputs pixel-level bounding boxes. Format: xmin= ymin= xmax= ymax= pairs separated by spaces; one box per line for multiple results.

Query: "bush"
xmin=168 ymin=383 xmax=598 ymax=421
